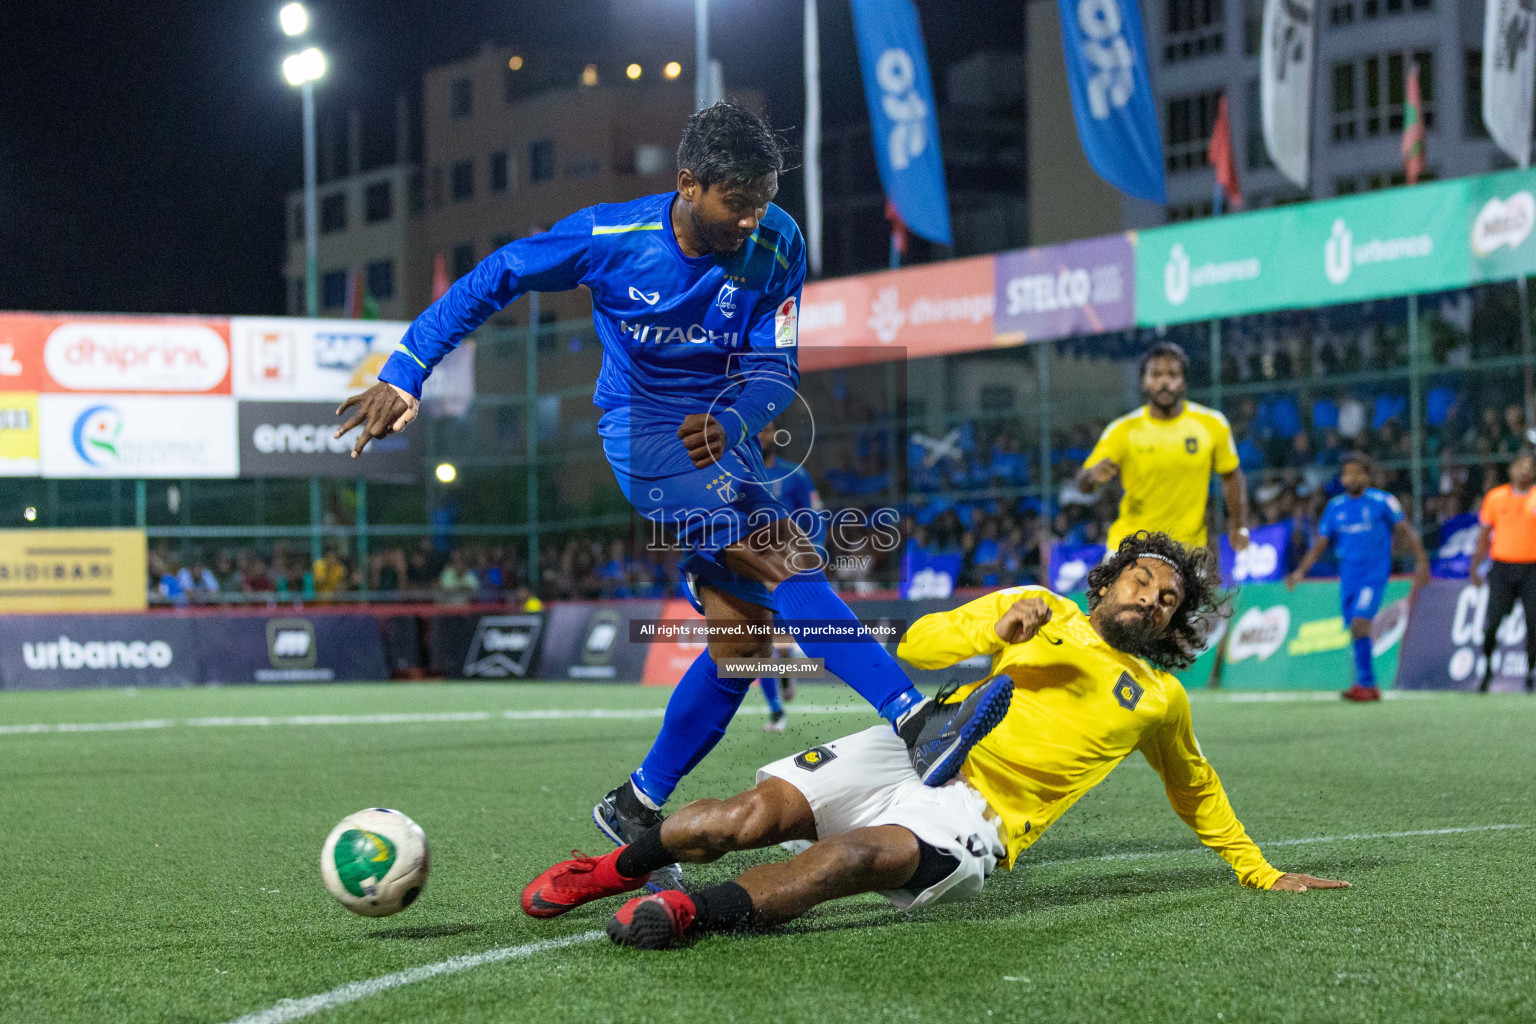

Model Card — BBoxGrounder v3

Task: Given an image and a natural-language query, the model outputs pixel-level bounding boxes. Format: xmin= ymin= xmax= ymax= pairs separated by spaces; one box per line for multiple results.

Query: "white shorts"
xmin=757 ymin=725 xmax=1007 ymax=910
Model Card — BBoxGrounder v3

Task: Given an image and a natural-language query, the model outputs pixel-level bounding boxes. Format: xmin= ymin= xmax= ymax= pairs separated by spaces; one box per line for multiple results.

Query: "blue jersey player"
xmin=756 ymin=421 xmax=825 ymax=731
xmin=1287 ymin=452 xmax=1428 ymax=701
xmin=334 ymin=102 xmax=1012 ymax=886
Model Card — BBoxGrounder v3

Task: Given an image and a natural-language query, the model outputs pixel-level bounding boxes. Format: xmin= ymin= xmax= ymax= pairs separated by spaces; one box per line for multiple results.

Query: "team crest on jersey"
xmin=1185 ymin=436 xmax=1198 ymax=454
xmin=1113 ymin=672 xmax=1144 ymax=711
xmin=794 ymin=746 xmax=836 ymax=771
xmin=715 ymin=278 xmax=740 ymax=319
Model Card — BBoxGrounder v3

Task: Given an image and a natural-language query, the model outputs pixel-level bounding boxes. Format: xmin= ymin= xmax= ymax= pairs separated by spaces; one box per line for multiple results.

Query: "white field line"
xmin=0 ymin=689 xmax=1450 ymax=739
xmin=218 ymin=823 xmax=1527 ymax=1024
xmin=219 ymin=930 xmax=604 ymax=1024
xmin=1028 ymin=823 xmax=1532 ymax=869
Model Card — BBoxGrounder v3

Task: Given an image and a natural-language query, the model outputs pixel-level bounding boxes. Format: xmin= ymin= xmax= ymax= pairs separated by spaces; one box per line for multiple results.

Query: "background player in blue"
xmin=333 ymin=102 xmax=1013 ymax=883
xmin=1286 ymin=453 xmax=1429 ymax=701
xmin=755 ymin=422 xmax=826 ymax=731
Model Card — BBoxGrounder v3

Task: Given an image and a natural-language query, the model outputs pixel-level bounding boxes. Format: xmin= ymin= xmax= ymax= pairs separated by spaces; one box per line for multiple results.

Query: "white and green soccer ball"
xmin=320 ymin=808 xmax=430 ymax=917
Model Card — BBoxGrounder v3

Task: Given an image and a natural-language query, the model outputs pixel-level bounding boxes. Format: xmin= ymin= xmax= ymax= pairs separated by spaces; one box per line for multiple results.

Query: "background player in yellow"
xmin=1077 ymin=342 xmax=1250 ymax=553
xmin=520 ymin=532 xmax=1346 ymax=947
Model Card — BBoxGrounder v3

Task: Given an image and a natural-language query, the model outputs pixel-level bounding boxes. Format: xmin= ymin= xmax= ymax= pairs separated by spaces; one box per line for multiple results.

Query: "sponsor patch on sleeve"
xmin=775 ymin=297 xmax=798 ymax=348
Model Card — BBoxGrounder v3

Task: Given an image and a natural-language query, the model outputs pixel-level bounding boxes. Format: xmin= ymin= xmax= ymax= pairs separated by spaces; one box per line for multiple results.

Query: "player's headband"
xmin=1133 ymin=553 xmax=1183 ymax=579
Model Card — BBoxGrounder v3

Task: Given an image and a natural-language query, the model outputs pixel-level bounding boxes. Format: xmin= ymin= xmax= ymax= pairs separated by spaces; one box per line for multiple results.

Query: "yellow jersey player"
xmin=1076 ymin=342 xmax=1250 ymax=554
xmin=521 ymin=532 xmax=1347 ymax=946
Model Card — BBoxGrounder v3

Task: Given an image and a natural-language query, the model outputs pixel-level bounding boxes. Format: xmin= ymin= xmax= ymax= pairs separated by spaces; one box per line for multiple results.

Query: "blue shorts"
xmin=601 ymin=411 xmax=786 ymax=613
xmin=1340 ymin=576 xmax=1388 ymax=622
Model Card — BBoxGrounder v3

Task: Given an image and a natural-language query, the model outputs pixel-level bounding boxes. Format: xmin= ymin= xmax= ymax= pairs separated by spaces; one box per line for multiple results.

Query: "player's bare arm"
xmin=1469 ymin=523 xmax=1493 ymax=586
xmin=1285 ymin=535 xmax=1330 ymax=590
xmin=1075 ymin=457 xmax=1120 ymax=493
xmin=1221 ymin=468 xmax=1250 ymax=552
xmin=334 ymin=381 xmax=420 ymax=458
xmin=993 ymin=596 xmax=1052 ymax=645
xmin=1393 ymin=519 xmax=1432 ymax=591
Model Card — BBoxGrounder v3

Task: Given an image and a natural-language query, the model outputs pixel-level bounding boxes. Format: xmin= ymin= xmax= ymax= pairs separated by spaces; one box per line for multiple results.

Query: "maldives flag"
xmin=1402 ymin=62 xmax=1426 ymax=184
xmin=1208 ymin=93 xmax=1244 ymax=210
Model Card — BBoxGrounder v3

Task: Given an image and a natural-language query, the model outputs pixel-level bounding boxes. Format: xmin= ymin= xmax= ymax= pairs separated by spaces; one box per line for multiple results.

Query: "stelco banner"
xmin=1220 ymin=579 xmax=1410 ymax=690
xmin=1396 ymin=579 xmax=1528 ymax=691
xmin=1137 ymin=167 xmax=1536 ymax=325
xmin=993 ymin=234 xmax=1135 ymax=344
xmin=0 ymin=528 xmax=147 ymax=613
xmin=238 ymin=401 xmax=419 ymax=480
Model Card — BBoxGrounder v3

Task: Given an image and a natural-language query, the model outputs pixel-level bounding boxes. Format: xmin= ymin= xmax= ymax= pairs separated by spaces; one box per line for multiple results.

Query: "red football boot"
xmin=521 ymin=848 xmax=649 ymax=919
xmin=606 ymin=890 xmax=698 ymax=949
xmin=1341 ymin=685 xmax=1382 ymax=702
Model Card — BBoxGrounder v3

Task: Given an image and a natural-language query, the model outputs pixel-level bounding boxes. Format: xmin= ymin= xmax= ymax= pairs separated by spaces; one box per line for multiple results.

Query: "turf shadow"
xmin=368 ymin=923 xmax=483 ymax=940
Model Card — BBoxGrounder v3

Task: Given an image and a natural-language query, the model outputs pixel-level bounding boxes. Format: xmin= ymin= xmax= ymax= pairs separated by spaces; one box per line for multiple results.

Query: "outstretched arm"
xmin=1139 ymin=685 xmax=1349 ymax=892
xmin=1394 ymin=519 xmax=1432 ymax=591
xmin=896 ymin=588 xmax=1056 ymax=670
xmin=1285 ymin=535 xmax=1329 ymax=589
xmin=1221 ymin=469 xmax=1250 ymax=552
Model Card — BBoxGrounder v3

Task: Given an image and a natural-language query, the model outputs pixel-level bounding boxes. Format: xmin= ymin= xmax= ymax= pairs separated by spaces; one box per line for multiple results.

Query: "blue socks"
xmin=630 ymin=649 xmax=752 ymax=807
xmin=760 ymin=675 xmax=784 ymax=715
xmin=774 ymin=570 xmax=924 ymax=723
xmin=1352 ymin=635 xmax=1375 ymax=688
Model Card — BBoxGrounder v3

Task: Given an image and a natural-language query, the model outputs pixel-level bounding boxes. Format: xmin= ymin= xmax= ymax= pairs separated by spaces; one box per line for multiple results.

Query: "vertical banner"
xmin=1483 ymin=0 xmax=1536 ymax=168
xmin=848 ymin=0 xmax=952 ymax=245
xmin=1218 ymin=521 xmax=1291 ymax=584
xmin=1055 ymin=0 xmax=1166 ymax=203
xmin=1260 ymin=0 xmax=1315 ymax=189
xmin=1049 ymin=542 xmax=1106 ymax=593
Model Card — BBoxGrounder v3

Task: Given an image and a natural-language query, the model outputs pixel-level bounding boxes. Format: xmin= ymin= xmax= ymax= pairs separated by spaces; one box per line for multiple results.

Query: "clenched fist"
xmin=994 ymin=596 xmax=1052 ymax=646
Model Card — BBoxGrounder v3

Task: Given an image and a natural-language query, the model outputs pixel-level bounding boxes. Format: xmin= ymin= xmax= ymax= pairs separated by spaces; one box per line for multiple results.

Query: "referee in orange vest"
xmin=1471 ymin=449 xmax=1536 ymax=694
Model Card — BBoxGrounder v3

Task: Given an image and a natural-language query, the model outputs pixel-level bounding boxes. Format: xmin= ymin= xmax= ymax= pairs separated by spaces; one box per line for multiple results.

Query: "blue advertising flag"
xmin=1218 ymin=521 xmax=1292 ymax=584
xmin=1055 ymin=0 xmax=1167 ymax=203
xmin=849 ymin=0 xmax=952 ymax=245
xmin=1049 ymin=542 xmax=1106 ymax=593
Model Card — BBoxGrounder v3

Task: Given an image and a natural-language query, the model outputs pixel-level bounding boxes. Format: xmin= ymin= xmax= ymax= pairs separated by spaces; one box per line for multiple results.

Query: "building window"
xmin=1465 ymin=50 xmax=1488 ymax=139
xmin=366 ymin=259 xmax=395 ymax=300
xmin=1164 ymin=0 xmax=1224 ymax=64
xmin=321 ymin=269 xmax=347 ymax=310
xmin=530 ymin=138 xmax=555 ymax=183
xmin=408 ymin=171 xmax=426 ymax=216
xmin=320 ymin=192 xmax=347 ymax=234
xmin=450 ymin=77 xmax=473 ymax=118
xmin=1167 ymin=200 xmax=1215 ymax=222
xmin=1243 ymin=0 xmax=1263 ymax=56
xmin=1244 ymin=79 xmax=1272 ymax=171
xmin=492 ymin=233 xmax=516 ymax=250
xmin=1361 ymin=0 xmax=1432 ymax=17
xmin=452 ymin=242 xmax=477 ymax=279
xmin=1335 ymin=176 xmax=1360 ymax=195
xmin=490 ymin=150 xmax=511 ymax=193
xmin=364 ymin=180 xmax=393 ymax=224
xmin=451 ymin=158 xmax=474 ymax=201
xmin=1329 ymin=2 xmax=1355 ymax=25
xmin=291 ymin=202 xmax=304 ymax=241
xmin=1332 ymin=51 xmax=1434 ymax=142
xmin=1164 ymin=91 xmax=1222 ymax=173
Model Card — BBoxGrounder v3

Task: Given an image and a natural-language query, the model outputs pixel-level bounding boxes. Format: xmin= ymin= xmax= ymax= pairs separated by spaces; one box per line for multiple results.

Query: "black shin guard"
xmin=615 ymin=824 xmax=673 ymax=878
xmin=691 ymin=881 xmax=756 ymax=932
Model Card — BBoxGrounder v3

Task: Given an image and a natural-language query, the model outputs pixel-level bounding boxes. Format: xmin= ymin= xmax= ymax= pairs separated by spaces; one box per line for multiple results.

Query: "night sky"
xmin=0 ymin=1 xmax=1020 ymax=317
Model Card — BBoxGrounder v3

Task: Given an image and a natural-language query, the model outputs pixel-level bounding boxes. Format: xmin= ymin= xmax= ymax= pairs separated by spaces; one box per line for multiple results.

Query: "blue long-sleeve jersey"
xmin=378 ymin=192 xmax=806 ymax=446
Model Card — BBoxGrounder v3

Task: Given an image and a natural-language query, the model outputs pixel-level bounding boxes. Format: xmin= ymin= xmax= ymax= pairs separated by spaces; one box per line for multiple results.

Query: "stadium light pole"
xmin=281 ymin=6 xmax=324 ymax=319
xmin=694 ymin=0 xmax=710 ymax=110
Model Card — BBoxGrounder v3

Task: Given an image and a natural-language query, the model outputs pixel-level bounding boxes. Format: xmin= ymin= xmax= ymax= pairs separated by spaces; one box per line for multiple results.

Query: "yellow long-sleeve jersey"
xmin=898 ymin=586 xmax=1283 ymax=890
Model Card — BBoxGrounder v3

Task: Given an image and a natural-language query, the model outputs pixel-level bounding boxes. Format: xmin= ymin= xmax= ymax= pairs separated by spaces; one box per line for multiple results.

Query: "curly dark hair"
xmin=1084 ymin=531 xmax=1230 ymax=671
xmin=1137 ymin=341 xmax=1189 ymax=383
xmin=676 ymin=100 xmax=785 ymax=190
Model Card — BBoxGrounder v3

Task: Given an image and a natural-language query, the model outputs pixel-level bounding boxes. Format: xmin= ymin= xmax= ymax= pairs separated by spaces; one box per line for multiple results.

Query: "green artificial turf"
xmin=2 ymin=683 xmax=1533 ymax=1024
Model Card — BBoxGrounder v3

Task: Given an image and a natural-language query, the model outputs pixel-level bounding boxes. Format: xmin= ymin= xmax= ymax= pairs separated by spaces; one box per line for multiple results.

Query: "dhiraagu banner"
xmin=1218 ymin=579 xmax=1411 ymax=690
xmin=1136 ymin=167 xmax=1536 ymax=325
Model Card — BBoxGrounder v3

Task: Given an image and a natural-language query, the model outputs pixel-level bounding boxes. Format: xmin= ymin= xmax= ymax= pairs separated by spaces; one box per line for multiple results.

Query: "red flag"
xmin=431 ymin=252 xmax=450 ymax=301
xmin=1401 ymin=62 xmax=1426 ymax=185
xmin=345 ymin=270 xmax=365 ymax=319
xmin=1208 ymin=93 xmax=1244 ymax=210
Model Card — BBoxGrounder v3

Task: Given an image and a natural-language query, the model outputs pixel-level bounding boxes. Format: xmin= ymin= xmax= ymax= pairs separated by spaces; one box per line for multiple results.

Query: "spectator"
xmin=313 ymin=549 xmax=347 ymax=601
xmin=438 ymin=550 xmax=478 ymax=604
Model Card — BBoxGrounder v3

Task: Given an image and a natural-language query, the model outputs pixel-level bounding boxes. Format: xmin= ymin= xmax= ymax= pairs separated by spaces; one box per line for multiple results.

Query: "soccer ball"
xmin=320 ymin=808 xmax=430 ymax=917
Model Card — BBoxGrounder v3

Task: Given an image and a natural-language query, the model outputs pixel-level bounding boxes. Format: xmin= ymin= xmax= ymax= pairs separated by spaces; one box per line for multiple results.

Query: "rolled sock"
xmin=1352 ymin=635 xmax=1375 ymax=688
xmin=631 ymin=649 xmax=752 ymax=806
xmin=773 ymin=570 xmax=924 ymax=722
xmin=691 ymin=881 xmax=755 ymax=932
xmin=760 ymin=676 xmax=783 ymax=715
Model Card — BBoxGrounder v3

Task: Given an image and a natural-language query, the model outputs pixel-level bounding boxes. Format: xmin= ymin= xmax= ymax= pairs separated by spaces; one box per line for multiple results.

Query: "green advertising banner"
xmin=1135 ymin=167 xmax=1536 ymax=325
xmin=1217 ymin=579 xmax=1412 ymax=691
